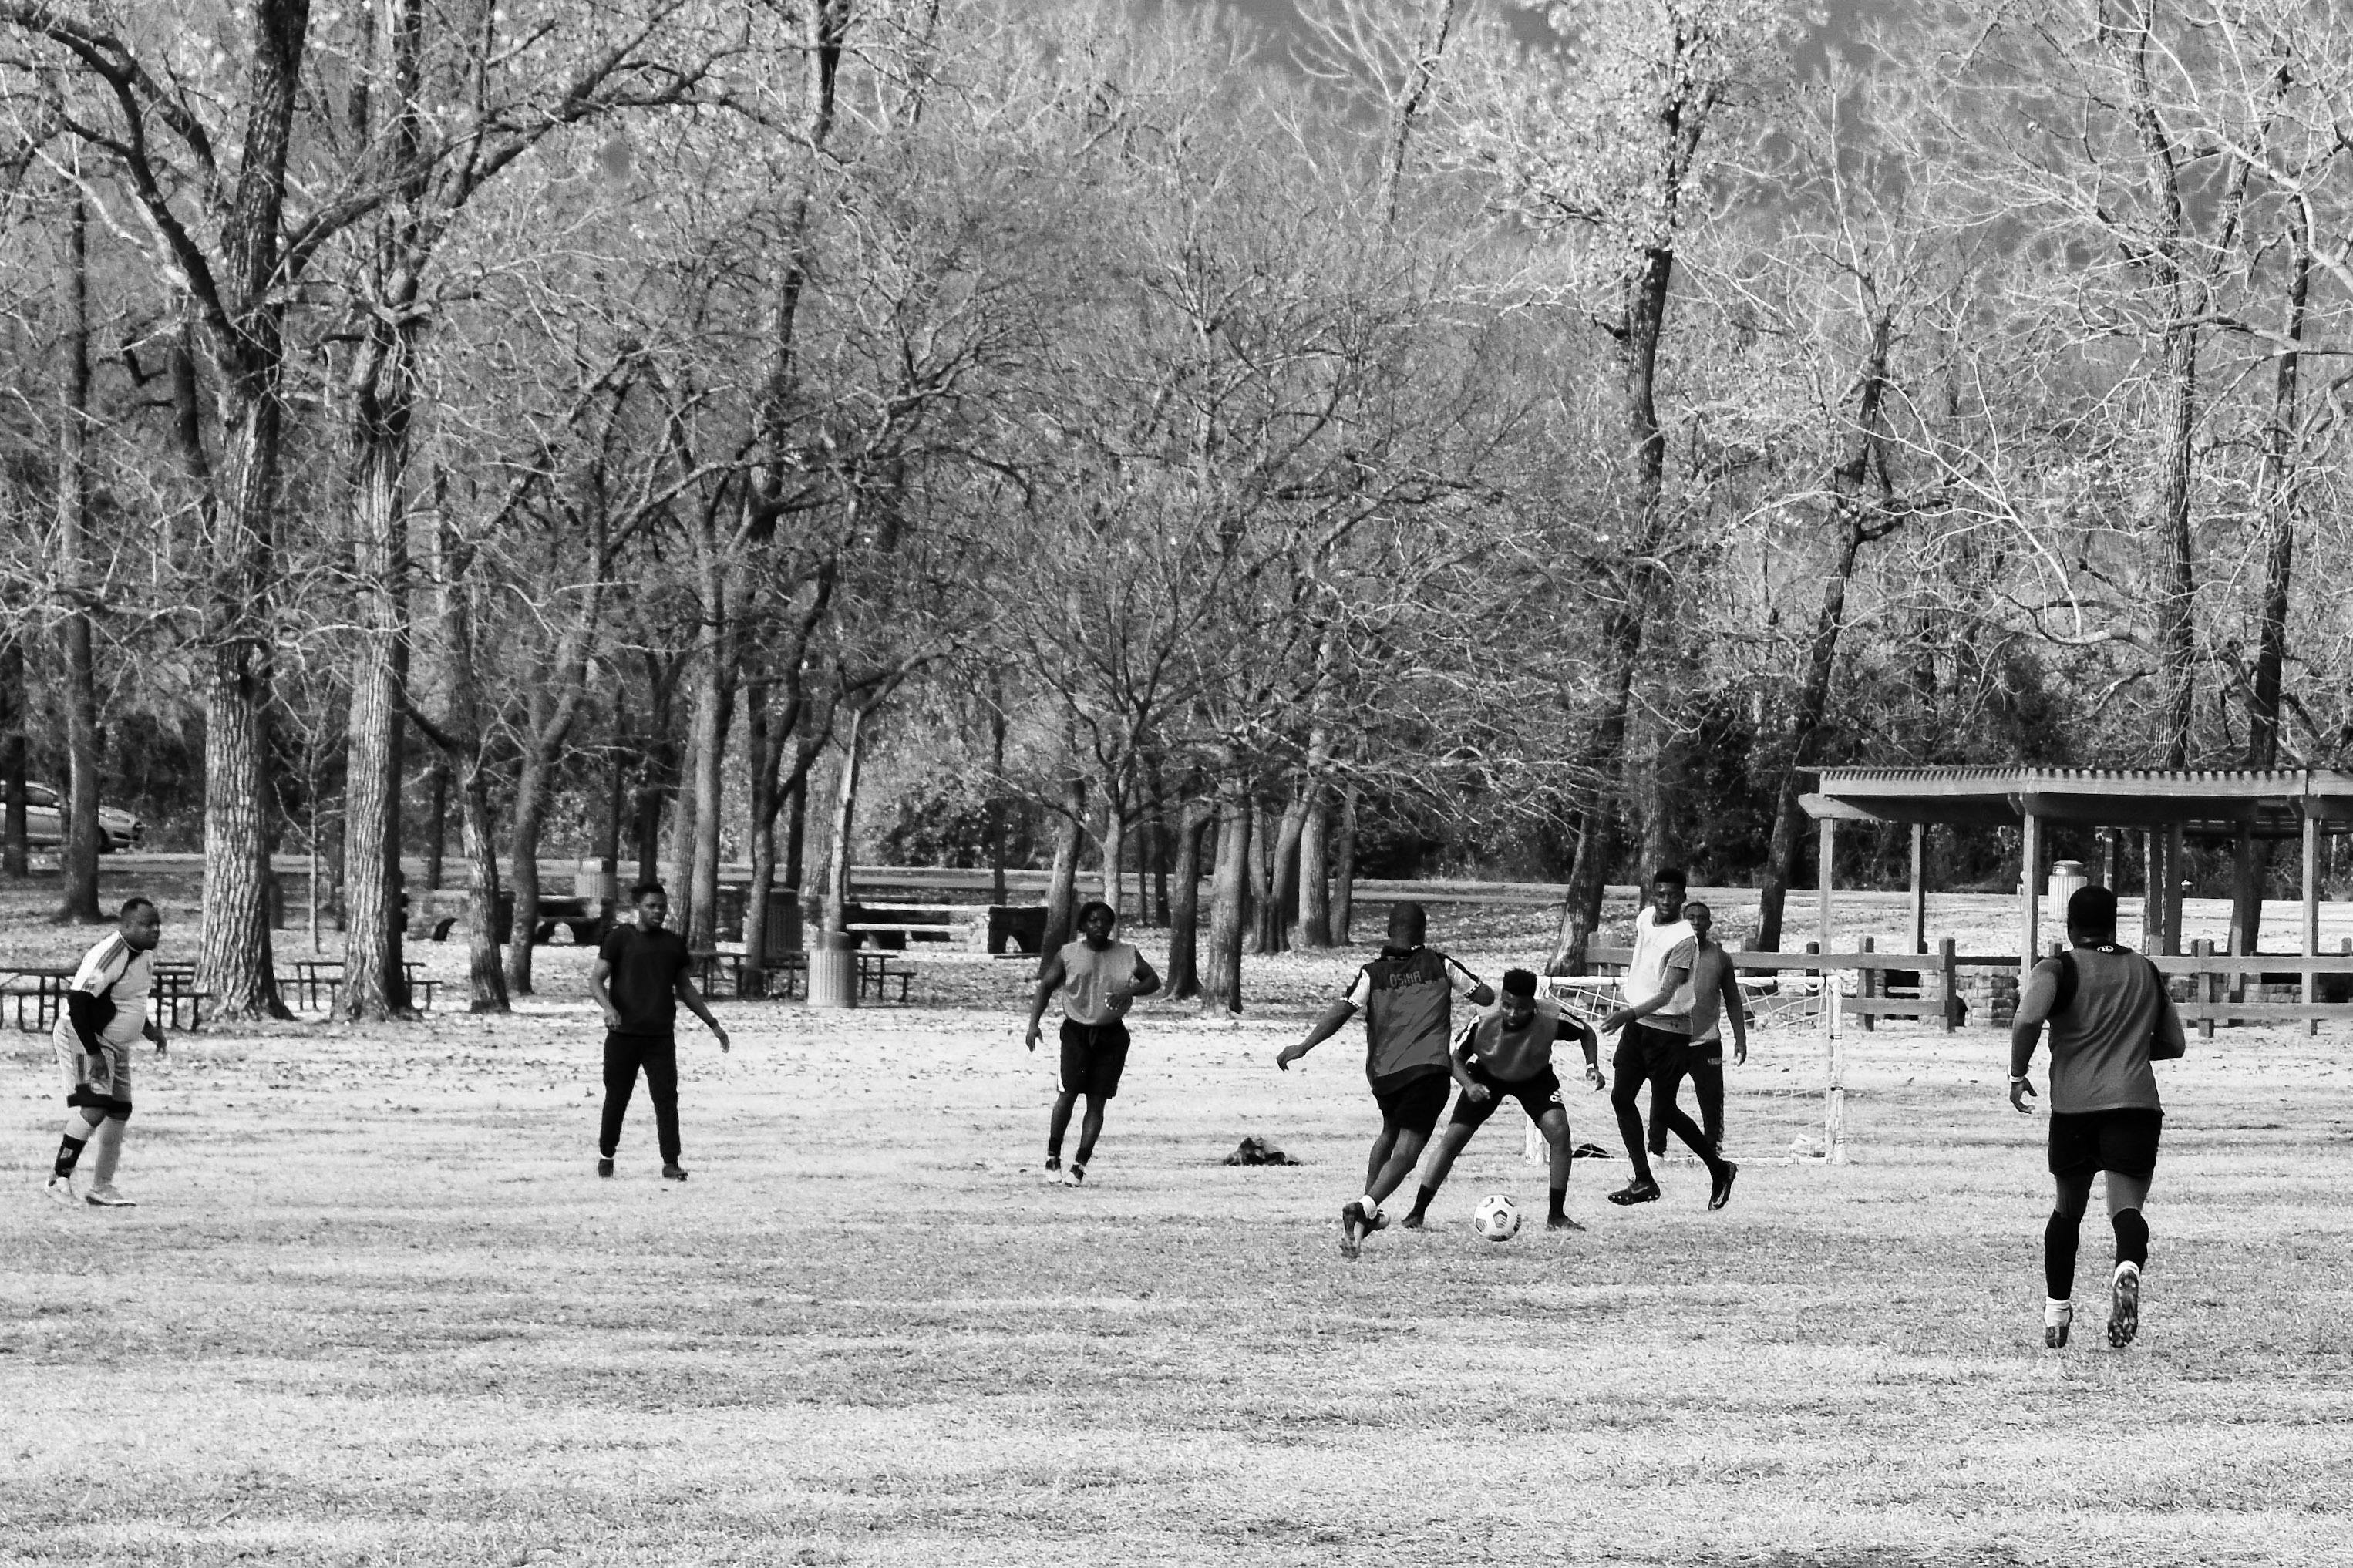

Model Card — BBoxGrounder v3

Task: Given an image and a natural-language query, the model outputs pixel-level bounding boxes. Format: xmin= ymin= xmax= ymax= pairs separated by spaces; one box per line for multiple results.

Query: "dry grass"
xmin=3 ymin=880 xmax=2351 ymax=1566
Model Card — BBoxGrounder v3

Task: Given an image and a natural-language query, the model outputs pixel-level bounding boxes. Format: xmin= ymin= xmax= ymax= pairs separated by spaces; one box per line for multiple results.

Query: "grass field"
xmin=5 ymin=886 xmax=2353 ymax=1566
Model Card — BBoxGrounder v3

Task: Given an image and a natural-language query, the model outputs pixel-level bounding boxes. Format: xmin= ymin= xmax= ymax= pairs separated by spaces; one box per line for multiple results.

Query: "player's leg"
xmin=1069 ymin=1025 xmax=1126 ymax=1183
xmin=1047 ymin=1020 xmax=1090 ymax=1176
xmin=598 ymin=1031 xmax=640 ymax=1175
xmin=2101 ymin=1110 xmax=2159 ymax=1347
xmin=1403 ymin=1095 xmax=1490 ymax=1227
xmin=2044 ymin=1167 xmax=2095 ymax=1348
xmin=1646 ymin=1048 xmax=1688 ymax=1159
xmin=1346 ymin=1080 xmax=1445 ymax=1257
xmin=1688 ymin=1046 xmax=1726 ymax=1154
xmin=645 ymin=1035 xmax=685 ymax=1179
xmin=81 ymin=1046 xmax=136 ymax=1206
xmin=1607 ymin=1030 xmax=1660 ymax=1203
xmin=1535 ymin=1105 xmax=1580 ymax=1229
xmin=1649 ymin=1049 xmax=1732 ymax=1202
xmin=48 ymin=1026 xmax=105 ymax=1200
xmin=1045 ymin=1090 xmax=1079 ymax=1176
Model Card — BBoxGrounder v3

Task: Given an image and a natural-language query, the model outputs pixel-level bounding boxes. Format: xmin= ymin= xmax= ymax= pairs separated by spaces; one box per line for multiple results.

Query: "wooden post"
xmin=1859 ymin=934 xmax=1877 ymax=1032
xmin=2099 ymin=828 xmax=2119 ymax=890
xmin=1939 ymin=937 xmax=1958 ymax=1032
xmin=2020 ymin=812 xmax=2042 ymax=981
xmin=2163 ymin=823 xmax=2186 ymax=956
xmin=2193 ymin=937 xmax=2216 ymax=1041
xmin=2141 ymin=829 xmax=2162 ymax=952
xmin=1817 ymin=816 xmax=1836 ymax=953
xmin=2303 ymin=810 xmax=2321 ymax=1039
xmin=1908 ymin=823 xmax=1927 ymax=955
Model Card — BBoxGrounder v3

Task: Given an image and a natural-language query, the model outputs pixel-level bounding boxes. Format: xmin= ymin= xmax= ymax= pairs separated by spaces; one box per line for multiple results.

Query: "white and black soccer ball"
xmin=1472 ymin=1193 xmax=1522 ymax=1242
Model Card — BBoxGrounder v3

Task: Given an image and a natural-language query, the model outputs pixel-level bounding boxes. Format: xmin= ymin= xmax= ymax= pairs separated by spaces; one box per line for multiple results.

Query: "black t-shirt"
xmin=599 ymin=925 xmax=691 ymax=1036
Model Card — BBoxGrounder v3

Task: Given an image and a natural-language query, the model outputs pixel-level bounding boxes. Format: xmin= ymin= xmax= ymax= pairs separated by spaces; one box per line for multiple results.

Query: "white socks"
xmin=1359 ymin=1193 xmax=1382 ymax=1218
xmin=2044 ymin=1298 xmax=2073 ymax=1324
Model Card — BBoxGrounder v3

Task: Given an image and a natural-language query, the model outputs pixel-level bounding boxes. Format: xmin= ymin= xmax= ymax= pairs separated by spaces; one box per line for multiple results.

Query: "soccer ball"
xmin=1472 ymin=1193 xmax=1522 ymax=1243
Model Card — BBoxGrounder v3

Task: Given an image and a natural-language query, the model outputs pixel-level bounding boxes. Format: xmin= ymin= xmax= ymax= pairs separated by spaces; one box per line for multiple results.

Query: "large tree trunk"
xmin=458 ymin=762 xmax=507 ymax=1013
xmin=54 ymin=181 xmax=102 ymax=926
xmin=1331 ymin=783 xmax=1358 ymax=945
xmin=1298 ymin=780 xmax=1331 ymax=948
xmin=0 ymin=637 xmax=26 ymax=878
xmin=1203 ymin=782 xmax=1251 ymax=1014
xmin=503 ymin=754 xmax=551 ymax=994
xmin=684 ymin=634 xmax=739 ymax=954
xmin=1163 ymin=800 xmax=1210 ymax=1001
xmin=1249 ymin=797 xmax=1281 ymax=954
xmin=1271 ymin=792 xmax=1308 ymax=949
xmin=1098 ymin=791 xmax=1125 ymax=920
xmin=1041 ymin=775 xmax=1086 ymax=958
xmin=2151 ymin=320 xmax=2199 ymax=770
xmin=422 ymin=759 xmax=448 ymax=889
xmin=820 ymin=704 xmax=866 ymax=936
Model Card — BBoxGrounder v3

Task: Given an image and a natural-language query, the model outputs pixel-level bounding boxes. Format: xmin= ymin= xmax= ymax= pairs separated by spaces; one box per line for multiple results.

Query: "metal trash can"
xmin=575 ymin=857 xmax=619 ymax=903
xmin=807 ymin=931 xmax=858 ymax=1010
xmin=2047 ymin=860 xmax=2089 ymax=928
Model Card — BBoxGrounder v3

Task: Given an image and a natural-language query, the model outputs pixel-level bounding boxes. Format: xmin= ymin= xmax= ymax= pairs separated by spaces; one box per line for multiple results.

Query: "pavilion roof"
xmin=1799 ymin=765 xmax=2353 ymax=836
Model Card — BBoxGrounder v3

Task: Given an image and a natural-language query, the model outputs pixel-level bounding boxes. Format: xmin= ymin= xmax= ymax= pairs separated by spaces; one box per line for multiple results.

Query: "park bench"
xmin=1 ymin=966 xmax=72 ymax=1032
xmin=842 ymin=901 xmax=971 ymax=951
xmin=278 ymin=957 xmax=439 ymax=1013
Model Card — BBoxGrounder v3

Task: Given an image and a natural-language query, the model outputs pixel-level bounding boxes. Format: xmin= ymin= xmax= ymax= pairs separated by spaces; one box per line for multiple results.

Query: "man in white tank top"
xmin=1025 ymin=900 xmax=1161 ymax=1185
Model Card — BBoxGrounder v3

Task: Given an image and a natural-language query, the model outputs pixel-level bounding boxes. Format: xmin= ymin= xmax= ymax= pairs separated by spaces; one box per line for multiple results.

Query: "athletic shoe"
xmin=84 ymin=1184 xmax=136 ymax=1208
xmin=2109 ymin=1264 xmax=2141 ymax=1349
xmin=596 ymin=1157 xmax=614 ymax=1179
xmin=2045 ymin=1299 xmax=2074 ymax=1349
xmin=1607 ymin=1179 xmax=1662 ymax=1206
xmin=1547 ymin=1213 xmax=1585 ymax=1231
xmin=1339 ymin=1200 xmax=1368 ymax=1260
xmin=1069 ymin=1163 xmax=1089 ymax=1186
xmin=1043 ymin=1155 xmax=1062 ymax=1176
xmin=43 ymin=1176 xmax=75 ymax=1206
xmin=1362 ymin=1207 xmax=1389 ymax=1238
xmin=661 ymin=1164 xmax=688 ymax=1183
xmin=1709 ymin=1162 xmax=1739 ymax=1212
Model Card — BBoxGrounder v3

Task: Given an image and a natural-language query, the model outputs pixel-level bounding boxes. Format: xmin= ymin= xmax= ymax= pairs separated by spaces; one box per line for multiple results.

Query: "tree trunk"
xmin=458 ymin=760 xmax=507 ymax=1012
xmin=1331 ymin=783 xmax=1358 ymax=945
xmin=1250 ymin=797 xmax=1281 ymax=954
xmin=785 ymin=772 xmax=810 ymax=893
xmin=1042 ymin=775 xmax=1086 ymax=958
xmin=503 ymin=754 xmax=550 ymax=994
xmin=1164 ymin=800 xmax=1210 ymax=1001
xmin=685 ymin=638 xmax=739 ymax=953
xmin=1298 ymin=781 xmax=1331 ymax=948
xmin=423 ymin=758 xmax=448 ymax=889
xmin=2151 ymin=320 xmax=2199 ymax=770
xmin=0 ymin=637 xmax=26 ymax=877
xmin=1099 ymin=793 xmax=1125 ymax=921
xmin=820 ymin=704 xmax=866 ymax=935
xmin=987 ymin=693 xmax=1008 ymax=904
xmin=54 ymin=180 xmax=102 ymax=926
xmin=1271 ymin=792 xmax=1308 ymax=949
xmin=1203 ymin=782 xmax=1251 ymax=1014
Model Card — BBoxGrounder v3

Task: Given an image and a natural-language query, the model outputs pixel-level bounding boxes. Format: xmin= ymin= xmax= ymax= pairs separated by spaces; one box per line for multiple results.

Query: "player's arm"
xmin=1447 ymin=1025 xmax=1489 ymax=1100
xmin=144 ymin=1011 xmax=167 ymax=1054
xmin=1277 ymin=998 xmax=1356 ymax=1070
xmin=673 ymin=971 xmax=729 ymax=1052
xmin=588 ymin=955 xmax=623 ymax=1031
xmin=2008 ymin=957 xmax=2065 ymax=1112
xmin=1720 ymin=963 xmax=1748 ymax=1065
xmin=1119 ymin=954 xmax=1163 ymax=1001
xmin=65 ymin=989 xmax=113 ymax=1080
xmin=1557 ymin=1016 xmax=1604 ymax=1087
xmin=1447 ymin=957 xmax=1495 ymax=1010
xmin=1602 ymin=964 xmax=1689 ymax=1033
xmin=1025 ymin=954 xmax=1067 ymax=1051
xmin=2149 ymin=971 xmax=2187 ymax=1061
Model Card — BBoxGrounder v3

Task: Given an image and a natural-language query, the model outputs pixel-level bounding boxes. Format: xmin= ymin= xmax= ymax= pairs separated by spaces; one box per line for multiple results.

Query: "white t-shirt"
xmin=1058 ymin=940 xmax=1139 ymax=1027
xmin=55 ymin=931 xmax=152 ymax=1051
xmin=1625 ymin=907 xmax=1696 ymax=1029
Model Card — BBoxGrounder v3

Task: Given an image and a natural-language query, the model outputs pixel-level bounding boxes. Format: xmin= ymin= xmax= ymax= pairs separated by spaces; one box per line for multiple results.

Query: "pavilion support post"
xmin=1859 ymin=934 xmax=1876 ymax=1032
xmin=1817 ymin=817 xmax=1835 ymax=953
xmin=2303 ymin=811 xmax=2321 ymax=1039
xmin=2163 ymin=824 xmax=2186 ymax=956
xmin=2020 ymin=811 xmax=2042 ymax=977
xmin=1908 ymin=823 xmax=1926 ymax=954
xmin=2141 ymin=830 xmax=2162 ymax=952
xmin=2099 ymin=828 xmax=2119 ymax=890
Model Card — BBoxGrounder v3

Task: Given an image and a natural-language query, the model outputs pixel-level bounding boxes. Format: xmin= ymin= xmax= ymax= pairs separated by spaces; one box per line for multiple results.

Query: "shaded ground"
xmin=4 ymin=882 xmax=2351 ymax=1565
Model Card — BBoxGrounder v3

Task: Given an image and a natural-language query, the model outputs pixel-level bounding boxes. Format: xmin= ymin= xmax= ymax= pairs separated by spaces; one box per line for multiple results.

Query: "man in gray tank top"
xmin=1026 ymin=900 xmax=1161 ymax=1185
xmin=2010 ymin=884 xmax=2186 ymax=1350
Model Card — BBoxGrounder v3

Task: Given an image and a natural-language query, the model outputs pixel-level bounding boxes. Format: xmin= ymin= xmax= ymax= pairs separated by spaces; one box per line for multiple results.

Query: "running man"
xmin=1400 ymin=967 xmax=1602 ymax=1232
xmin=1277 ymin=901 xmax=1493 ymax=1258
xmin=46 ymin=897 xmax=167 ymax=1206
xmin=1600 ymin=866 xmax=1734 ymax=1208
xmin=1025 ymin=900 xmax=1162 ymax=1185
xmin=590 ymin=882 xmax=729 ymax=1181
xmin=2010 ymin=884 xmax=2185 ymax=1349
xmin=1641 ymin=899 xmax=1745 ymax=1209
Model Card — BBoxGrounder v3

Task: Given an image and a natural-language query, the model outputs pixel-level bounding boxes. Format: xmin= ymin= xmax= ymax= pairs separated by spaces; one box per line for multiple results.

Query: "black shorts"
xmin=1058 ymin=1019 xmax=1131 ymax=1098
xmin=2048 ymin=1107 xmax=2163 ymax=1180
xmin=1449 ymin=1064 xmax=1565 ymax=1130
xmin=1370 ymin=1069 xmax=1453 ymax=1139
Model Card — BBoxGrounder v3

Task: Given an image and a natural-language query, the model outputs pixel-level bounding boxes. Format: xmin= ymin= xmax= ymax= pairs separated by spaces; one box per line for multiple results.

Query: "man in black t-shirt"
xmin=590 ymin=882 xmax=729 ymax=1181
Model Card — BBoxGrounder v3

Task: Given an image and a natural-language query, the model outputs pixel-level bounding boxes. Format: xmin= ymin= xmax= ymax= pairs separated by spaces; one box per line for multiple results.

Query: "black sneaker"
xmin=596 ymin=1156 xmax=614 ymax=1179
xmin=661 ymin=1163 xmax=688 ymax=1183
xmin=1708 ymin=1162 xmax=1739 ymax=1212
xmin=1607 ymin=1179 xmax=1662 ymax=1206
xmin=1069 ymin=1162 xmax=1088 ymax=1186
xmin=1339 ymin=1200 xmax=1368 ymax=1259
xmin=2109 ymin=1264 xmax=2141 ymax=1349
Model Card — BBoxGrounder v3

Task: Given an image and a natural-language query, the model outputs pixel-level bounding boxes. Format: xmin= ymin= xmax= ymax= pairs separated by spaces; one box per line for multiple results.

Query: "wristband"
xmin=2008 ymin=1074 xmax=2030 ymax=1085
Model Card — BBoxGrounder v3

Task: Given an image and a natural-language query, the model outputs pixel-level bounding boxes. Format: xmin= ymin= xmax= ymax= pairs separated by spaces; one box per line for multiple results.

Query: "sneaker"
xmin=83 ymin=1184 xmax=136 ymax=1208
xmin=43 ymin=1176 xmax=75 ymax=1206
xmin=661 ymin=1164 xmax=688 ymax=1183
xmin=596 ymin=1157 xmax=614 ymax=1179
xmin=2109 ymin=1264 xmax=2141 ymax=1349
xmin=1068 ymin=1163 xmax=1088 ymax=1186
xmin=2045 ymin=1299 xmax=2075 ymax=1349
xmin=1708 ymin=1162 xmax=1739 ymax=1212
xmin=1043 ymin=1154 xmax=1062 ymax=1176
xmin=1339 ymin=1200 xmax=1368 ymax=1260
xmin=1362 ymin=1207 xmax=1389 ymax=1239
xmin=1607 ymin=1179 xmax=1662 ymax=1207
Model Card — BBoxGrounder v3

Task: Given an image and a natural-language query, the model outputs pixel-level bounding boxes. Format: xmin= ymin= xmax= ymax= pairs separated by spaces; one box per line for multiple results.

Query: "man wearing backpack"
xmin=2009 ymin=884 xmax=2186 ymax=1351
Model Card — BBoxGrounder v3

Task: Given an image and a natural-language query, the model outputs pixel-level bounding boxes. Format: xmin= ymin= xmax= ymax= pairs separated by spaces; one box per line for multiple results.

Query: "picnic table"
xmin=688 ymin=947 xmax=906 ymax=1002
xmin=1 ymin=967 xmax=73 ymax=1032
xmin=150 ymin=961 xmax=208 ymax=1031
xmin=280 ymin=957 xmax=438 ymax=1012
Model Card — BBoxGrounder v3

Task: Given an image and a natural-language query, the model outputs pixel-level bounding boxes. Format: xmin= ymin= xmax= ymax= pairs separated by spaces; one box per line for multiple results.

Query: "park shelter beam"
xmin=1908 ymin=823 xmax=1925 ymax=955
xmin=2020 ymin=810 xmax=2042 ymax=975
xmin=2305 ymin=809 xmax=2322 ymax=1038
xmin=1817 ymin=816 xmax=1834 ymax=951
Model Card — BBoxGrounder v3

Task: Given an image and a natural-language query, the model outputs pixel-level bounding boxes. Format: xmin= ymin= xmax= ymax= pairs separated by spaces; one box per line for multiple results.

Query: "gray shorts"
xmin=54 ymin=1021 xmax=133 ymax=1106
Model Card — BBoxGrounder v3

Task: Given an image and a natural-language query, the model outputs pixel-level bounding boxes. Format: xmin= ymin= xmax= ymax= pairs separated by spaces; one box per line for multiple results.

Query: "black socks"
xmin=1548 ymin=1186 xmax=1567 ymax=1220
xmin=54 ymin=1133 xmax=87 ymax=1179
xmin=2045 ymin=1209 xmax=2080 ymax=1300
xmin=2113 ymin=1207 xmax=2149 ymax=1271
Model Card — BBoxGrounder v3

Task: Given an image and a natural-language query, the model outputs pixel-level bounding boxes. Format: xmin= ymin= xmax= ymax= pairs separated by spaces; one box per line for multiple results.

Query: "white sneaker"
xmin=83 ymin=1183 xmax=137 ymax=1208
xmin=2044 ymin=1297 xmax=2074 ymax=1349
xmin=43 ymin=1176 xmax=76 ymax=1206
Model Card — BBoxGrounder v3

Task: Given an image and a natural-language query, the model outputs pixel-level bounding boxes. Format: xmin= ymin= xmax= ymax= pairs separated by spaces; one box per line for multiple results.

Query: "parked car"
xmin=15 ymin=780 xmax=144 ymax=853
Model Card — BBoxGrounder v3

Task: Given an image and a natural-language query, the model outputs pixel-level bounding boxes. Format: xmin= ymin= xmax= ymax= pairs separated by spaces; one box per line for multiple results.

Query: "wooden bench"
xmin=1 ymin=967 xmax=72 ymax=1032
xmin=857 ymin=951 xmax=916 ymax=1003
xmin=843 ymin=902 xmax=970 ymax=951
